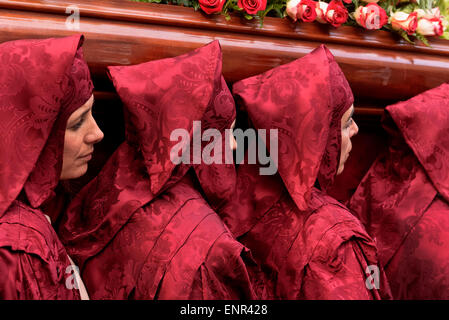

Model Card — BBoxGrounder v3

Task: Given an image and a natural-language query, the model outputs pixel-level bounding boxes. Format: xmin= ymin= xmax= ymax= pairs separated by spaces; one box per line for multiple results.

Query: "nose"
xmin=85 ymin=115 xmax=104 ymax=145
xmin=350 ymin=120 xmax=359 ymax=137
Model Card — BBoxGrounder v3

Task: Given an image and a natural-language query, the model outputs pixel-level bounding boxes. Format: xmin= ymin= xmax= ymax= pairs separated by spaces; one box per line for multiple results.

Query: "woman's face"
xmin=60 ymin=94 xmax=104 ymax=180
xmin=338 ymin=104 xmax=358 ymax=175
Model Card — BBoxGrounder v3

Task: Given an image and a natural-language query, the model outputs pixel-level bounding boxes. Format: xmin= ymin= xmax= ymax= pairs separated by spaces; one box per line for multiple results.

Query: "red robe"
xmin=349 ymin=83 xmax=449 ymax=299
xmin=224 ymin=45 xmax=392 ymax=299
xmin=0 ymin=201 xmax=81 ymax=299
xmin=59 ymin=41 xmax=255 ymax=300
xmin=0 ymin=35 xmax=93 ymax=299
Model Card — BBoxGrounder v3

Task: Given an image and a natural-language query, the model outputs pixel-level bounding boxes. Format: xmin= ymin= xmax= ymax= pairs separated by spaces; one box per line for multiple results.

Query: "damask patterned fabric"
xmin=192 ymin=75 xmax=237 ymax=212
xmin=0 ymin=35 xmax=93 ymax=299
xmin=58 ymin=41 xmax=255 ymax=299
xmin=349 ymin=83 xmax=449 ymax=299
xmin=225 ymin=45 xmax=392 ymax=299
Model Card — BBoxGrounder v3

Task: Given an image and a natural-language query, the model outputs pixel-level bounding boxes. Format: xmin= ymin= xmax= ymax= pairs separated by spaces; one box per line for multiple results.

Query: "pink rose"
xmin=354 ymin=3 xmax=388 ymax=30
xmin=315 ymin=1 xmax=329 ymax=23
xmin=199 ymin=0 xmax=226 ymax=14
xmin=238 ymin=0 xmax=267 ymax=15
xmin=325 ymin=0 xmax=348 ymax=27
xmin=391 ymin=11 xmax=418 ymax=35
xmin=417 ymin=17 xmax=444 ymax=36
xmin=297 ymin=0 xmax=318 ymax=22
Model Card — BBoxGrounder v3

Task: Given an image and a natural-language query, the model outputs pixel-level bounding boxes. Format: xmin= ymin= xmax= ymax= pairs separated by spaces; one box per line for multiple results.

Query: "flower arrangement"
xmin=134 ymin=0 xmax=449 ymax=44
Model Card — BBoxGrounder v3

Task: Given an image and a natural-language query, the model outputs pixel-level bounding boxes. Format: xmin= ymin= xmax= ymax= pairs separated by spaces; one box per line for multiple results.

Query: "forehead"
xmin=67 ymin=94 xmax=94 ymax=121
xmin=342 ymin=104 xmax=354 ymax=120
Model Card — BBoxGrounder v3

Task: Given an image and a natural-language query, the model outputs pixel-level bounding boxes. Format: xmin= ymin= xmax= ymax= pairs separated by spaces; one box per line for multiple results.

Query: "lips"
xmin=79 ymin=151 xmax=93 ymax=160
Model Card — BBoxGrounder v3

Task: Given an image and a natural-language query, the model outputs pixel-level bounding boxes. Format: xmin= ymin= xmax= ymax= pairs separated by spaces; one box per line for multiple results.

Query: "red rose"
xmin=238 ymin=0 xmax=267 ymax=15
xmin=199 ymin=0 xmax=226 ymax=14
xmin=297 ymin=0 xmax=318 ymax=22
xmin=354 ymin=3 xmax=388 ymax=30
xmin=326 ymin=0 xmax=349 ymax=27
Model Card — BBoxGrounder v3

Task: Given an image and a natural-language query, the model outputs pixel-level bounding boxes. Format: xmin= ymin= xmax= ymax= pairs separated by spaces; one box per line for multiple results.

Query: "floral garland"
xmin=135 ymin=0 xmax=449 ymax=44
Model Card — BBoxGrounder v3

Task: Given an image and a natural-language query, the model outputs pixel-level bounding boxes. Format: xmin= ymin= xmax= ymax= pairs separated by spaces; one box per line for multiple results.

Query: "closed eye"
xmin=69 ymin=116 xmax=86 ymax=130
xmin=68 ymin=108 xmax=91 ymax=131
xmin=345 ymin=118 xmax=353 ymax=129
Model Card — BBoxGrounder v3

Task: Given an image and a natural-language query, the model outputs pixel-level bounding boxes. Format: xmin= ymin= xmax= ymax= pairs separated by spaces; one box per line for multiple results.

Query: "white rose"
xmin=315 ymin=1 xmax=329 ymax=24
xmin=417 ymin=17 xmax=444 ymax=36
xmin=286 ymin=0 xmax=302 ymax=21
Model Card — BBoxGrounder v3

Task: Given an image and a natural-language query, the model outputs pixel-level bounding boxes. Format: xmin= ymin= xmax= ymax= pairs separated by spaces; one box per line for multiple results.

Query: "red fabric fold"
xmin=193 ymin=75 xmax=237 ymax=211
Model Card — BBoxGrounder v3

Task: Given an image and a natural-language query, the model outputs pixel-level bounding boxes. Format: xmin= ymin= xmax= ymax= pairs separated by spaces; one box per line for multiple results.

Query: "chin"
xmin=60 ymin=165 xmax=88 ymax=180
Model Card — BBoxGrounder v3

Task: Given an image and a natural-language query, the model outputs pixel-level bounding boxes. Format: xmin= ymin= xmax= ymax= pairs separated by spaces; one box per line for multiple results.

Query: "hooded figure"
xmin=223 ymin=45 xmax=392 ymax=299
xmin=349 ymin=83 xmax=449 ymax=299
xmin=58 ymin=41 xmax=255 ymax=300
xmin=0 ymin=35 xmax=103 ymax=299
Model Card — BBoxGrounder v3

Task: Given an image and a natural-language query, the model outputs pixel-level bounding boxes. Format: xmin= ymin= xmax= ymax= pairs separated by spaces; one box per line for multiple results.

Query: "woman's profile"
xmin=0 ymin=35 xmax=103 ymax=300
xmin=221 ymin=45 xmax=392 ymax=299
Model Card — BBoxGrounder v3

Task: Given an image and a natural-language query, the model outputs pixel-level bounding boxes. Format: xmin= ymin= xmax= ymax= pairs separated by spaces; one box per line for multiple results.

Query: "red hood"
xmin=385 ymin=82 xmax=449 ymax=202
xmin=0 ymin=35 xmax=92 ymax=219
xmin=108 ymin=40 xmax=235 ymax=204
xmin=233 ymin=45 xmax=353 ymax=211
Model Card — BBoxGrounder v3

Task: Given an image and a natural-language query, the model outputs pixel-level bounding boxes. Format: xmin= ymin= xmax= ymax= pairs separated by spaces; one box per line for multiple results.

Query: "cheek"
xmin=341 ymin=130 xmax=349 ymax=151
xmin=340 ymin=130 xmax=350 ymax=153
xmin=63 ymin=132 xmax=83 ymax=160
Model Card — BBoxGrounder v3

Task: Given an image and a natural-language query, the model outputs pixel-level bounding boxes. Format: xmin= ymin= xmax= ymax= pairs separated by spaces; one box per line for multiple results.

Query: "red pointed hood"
xmin=107 ymin=40 xmax=230 ymax=197
xmin=232 ymin=45 xmax=353 ymax=211
xmin=385 ymin=82 xmax=449 ymax=202
xmin=0 ymin=35 xmax=93 ymax=218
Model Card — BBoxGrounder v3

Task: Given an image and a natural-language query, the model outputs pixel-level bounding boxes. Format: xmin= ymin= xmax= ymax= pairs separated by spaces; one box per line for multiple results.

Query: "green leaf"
xmin=223 ymin=0 xmax=233 ymax=12
xmin=438 ymin=0 xmax=449 ymax=16
xmin=260 ymin=3 xmax=274 ymax=18
xmin=398 ymin=3 xmax=418 ymax=13
xmin=398 ymin=29 xmax=415 ymax=44
xmin=417 ymin=0 xmax=434 ymax=9
xmin=381 ymin=0 xmax=397 ymax=11
xmin=416 ymin=32 xmax=431 ymax=46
